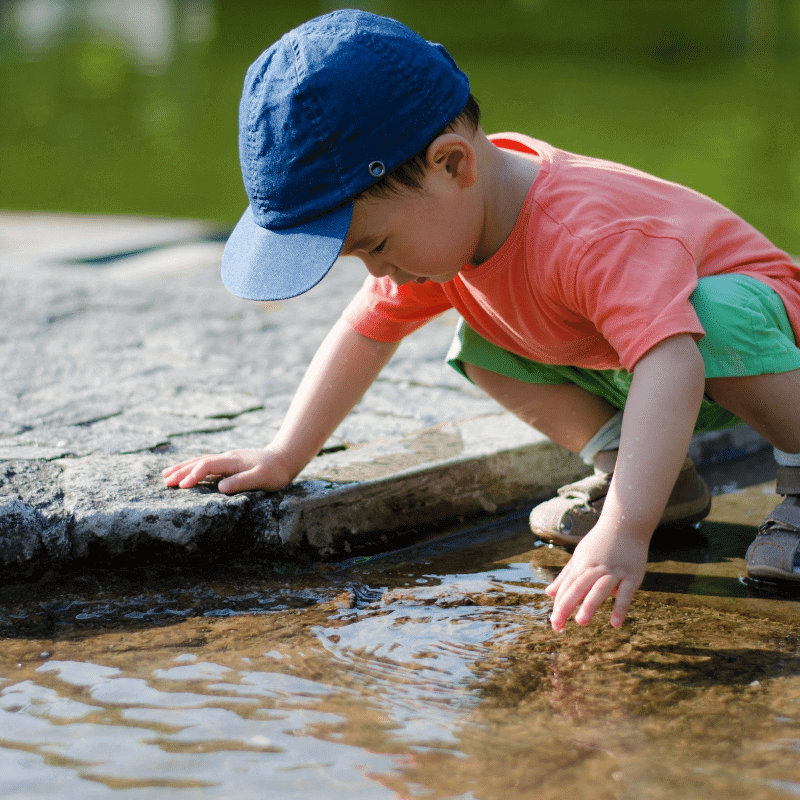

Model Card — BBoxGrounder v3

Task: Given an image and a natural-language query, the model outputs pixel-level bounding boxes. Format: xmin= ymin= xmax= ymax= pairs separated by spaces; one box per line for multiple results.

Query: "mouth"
xmin=414 ymin=277 xmax=428 ymax=285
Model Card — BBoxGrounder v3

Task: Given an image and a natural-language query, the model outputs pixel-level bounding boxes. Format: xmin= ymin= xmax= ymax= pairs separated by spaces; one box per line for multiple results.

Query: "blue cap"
xmin=221 ymin=9 xmax=471 ymax=301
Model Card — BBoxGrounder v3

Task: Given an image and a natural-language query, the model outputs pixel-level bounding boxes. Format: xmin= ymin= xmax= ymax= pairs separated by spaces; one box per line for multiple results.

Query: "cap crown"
xmin=238 ymin=9 xmax=470 ymax=229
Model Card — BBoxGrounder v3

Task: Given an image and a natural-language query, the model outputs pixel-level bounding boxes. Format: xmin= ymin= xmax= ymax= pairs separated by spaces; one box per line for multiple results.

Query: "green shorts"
xmin=446 ymin=274 xmax=800 ymax=433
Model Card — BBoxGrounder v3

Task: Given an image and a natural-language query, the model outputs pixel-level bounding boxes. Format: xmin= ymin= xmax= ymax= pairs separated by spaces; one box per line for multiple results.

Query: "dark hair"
xmin=356 ymin=94 xmax=481 ymax=200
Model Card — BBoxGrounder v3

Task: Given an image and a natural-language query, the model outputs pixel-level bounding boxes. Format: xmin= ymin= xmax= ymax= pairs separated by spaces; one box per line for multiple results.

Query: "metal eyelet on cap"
xmin=368 ymin=161 xmax=386 ymax=177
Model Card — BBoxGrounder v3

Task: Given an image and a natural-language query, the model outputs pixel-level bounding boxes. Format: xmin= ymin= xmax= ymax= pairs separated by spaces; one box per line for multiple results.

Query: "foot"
xmin=530 ymin=455 xmax=711 ymax=547
xmin=746 ymin=467 xmax=800 ymax=582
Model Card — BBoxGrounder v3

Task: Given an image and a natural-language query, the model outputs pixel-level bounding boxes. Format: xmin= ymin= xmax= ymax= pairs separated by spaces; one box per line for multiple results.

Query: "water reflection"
xmin=0 ymin=562 xmax=549 ymax=798
xmin=2 ymin=663 xmax=398 ymax=797
xmin=1 ymin=656 xmax=396 ymax=797
xmin=315 ymin=563 xmax=549 ymax=745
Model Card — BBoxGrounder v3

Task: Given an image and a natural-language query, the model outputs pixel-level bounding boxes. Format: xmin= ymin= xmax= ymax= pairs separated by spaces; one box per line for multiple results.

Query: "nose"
xmin=364 ymin=257 xmax=395 ymax=279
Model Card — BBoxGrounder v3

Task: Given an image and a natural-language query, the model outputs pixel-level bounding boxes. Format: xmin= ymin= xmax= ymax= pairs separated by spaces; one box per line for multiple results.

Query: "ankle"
xmin=776 ymin=465 xmax=800 ymax=496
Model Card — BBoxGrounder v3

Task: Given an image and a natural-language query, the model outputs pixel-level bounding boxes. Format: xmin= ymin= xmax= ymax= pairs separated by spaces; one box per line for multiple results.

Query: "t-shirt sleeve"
xmin=342 ymin=276 xmax=454 ymax=342
xmin=567 ymin=228 xmax=706 ymax=371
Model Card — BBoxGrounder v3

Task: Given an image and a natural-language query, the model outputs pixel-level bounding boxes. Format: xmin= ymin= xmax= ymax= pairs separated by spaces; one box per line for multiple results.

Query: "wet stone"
xmin=0 ymin=498 xmax=45 ymax=566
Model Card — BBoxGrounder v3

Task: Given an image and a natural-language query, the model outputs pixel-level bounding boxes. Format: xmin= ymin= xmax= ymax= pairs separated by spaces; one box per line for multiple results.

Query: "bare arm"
xmin=546 ymin=334 xmax=706 ymax=629
xmin=163 ymin=316 xmax=400 ymax=493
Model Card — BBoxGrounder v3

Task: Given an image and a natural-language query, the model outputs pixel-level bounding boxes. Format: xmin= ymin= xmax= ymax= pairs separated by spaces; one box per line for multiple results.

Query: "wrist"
xmin=594 ymin=507 xmax=656 ymax=544
xmin=264 ymin=442 xmax=305 ymax=483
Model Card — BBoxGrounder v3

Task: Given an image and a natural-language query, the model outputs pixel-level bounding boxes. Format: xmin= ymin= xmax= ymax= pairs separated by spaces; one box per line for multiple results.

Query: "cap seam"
xmin=292 ymin=33 xmax=349 ymax=205
xmin=243 ymin=62 xmax=264 ymax=205
xmin=355 ymin=32 xmax=458 ymax=181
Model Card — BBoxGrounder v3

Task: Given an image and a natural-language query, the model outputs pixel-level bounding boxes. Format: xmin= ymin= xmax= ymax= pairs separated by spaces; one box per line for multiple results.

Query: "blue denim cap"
xmin=220 ymin=9 xmax=471 ymax=301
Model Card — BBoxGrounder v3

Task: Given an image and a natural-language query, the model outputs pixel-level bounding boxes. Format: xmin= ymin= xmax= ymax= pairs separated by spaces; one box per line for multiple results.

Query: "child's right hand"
xmin=545 ymin=518 xmax=649 ymax=630
xmin=162 ymin=446 xmax=297 ymax=494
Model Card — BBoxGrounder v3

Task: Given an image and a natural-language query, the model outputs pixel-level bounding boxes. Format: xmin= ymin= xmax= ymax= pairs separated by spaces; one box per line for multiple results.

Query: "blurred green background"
xmin=2 ymin=0 xmax=799 ymax=253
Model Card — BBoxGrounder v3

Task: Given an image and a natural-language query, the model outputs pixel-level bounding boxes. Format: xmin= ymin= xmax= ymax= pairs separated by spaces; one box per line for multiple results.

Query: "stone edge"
xmin=0 ymin=420 xmax=767 ymax=575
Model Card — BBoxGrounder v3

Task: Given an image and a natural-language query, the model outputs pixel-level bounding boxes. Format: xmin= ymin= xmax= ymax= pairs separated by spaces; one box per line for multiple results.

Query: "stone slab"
xmin=0 ymin=212 xmax=771 ymax=575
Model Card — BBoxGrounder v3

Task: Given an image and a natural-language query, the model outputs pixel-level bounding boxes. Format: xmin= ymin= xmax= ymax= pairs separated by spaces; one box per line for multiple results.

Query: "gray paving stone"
xmin=0 ymin=212 xmax=770 ymax=575
xmin=58 ymin=455 xmax=259 ymax=557
xmin=0 ymin=498 xmax=46 ymax=567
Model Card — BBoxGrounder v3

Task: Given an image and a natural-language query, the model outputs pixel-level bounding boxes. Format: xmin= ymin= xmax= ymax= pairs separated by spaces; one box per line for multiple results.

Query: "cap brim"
xmin=221 ymin=202 xmax=352 ymax=301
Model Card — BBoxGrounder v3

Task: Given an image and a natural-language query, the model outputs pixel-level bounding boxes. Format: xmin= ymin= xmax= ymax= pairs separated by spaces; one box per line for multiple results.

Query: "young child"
xmin=163 ymin=9 xmax=800 ymax=631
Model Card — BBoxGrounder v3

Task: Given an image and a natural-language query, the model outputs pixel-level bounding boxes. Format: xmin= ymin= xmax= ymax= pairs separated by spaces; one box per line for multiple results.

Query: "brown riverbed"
xmin=0 ymin=465 xmax=797 ymax=799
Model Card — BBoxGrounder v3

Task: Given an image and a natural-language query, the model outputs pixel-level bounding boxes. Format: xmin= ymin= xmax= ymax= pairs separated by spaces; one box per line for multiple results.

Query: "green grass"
xmin=468 ymin=55 xmax=800 ymax=254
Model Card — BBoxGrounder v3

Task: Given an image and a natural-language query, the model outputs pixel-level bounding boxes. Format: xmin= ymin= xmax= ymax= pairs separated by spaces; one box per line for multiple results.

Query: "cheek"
xmin=418 ymin=233 xmax=460 ymax=266
xmin=404 ymin=204 xmax=475 ymax=270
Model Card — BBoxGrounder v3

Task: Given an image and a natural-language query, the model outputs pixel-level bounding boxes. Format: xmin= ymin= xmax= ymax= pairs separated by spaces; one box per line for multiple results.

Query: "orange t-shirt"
xmin=343 ymin=133 xmax=800 ymax=372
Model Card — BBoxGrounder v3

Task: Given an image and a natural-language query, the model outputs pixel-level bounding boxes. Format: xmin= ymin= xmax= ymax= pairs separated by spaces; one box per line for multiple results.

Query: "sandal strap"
xmin=555 ymin=456 xmax=697 ymax=503
xmin=747 ymin=526 xmax=800 ymax=574
xmin=748 ymin=496 xmax=800 ymax=577
xmin=554 ymin=456 xmax=697 ymax=506
xmin=556 ymin=472 xmax=610 ymax=504
xmin=764 ymin=496 xmax=800 ymax=531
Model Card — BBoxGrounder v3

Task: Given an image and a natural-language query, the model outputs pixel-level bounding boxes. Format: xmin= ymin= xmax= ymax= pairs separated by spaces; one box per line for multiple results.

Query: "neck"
xmin=471 ymin=133 xmax=540 ymax=265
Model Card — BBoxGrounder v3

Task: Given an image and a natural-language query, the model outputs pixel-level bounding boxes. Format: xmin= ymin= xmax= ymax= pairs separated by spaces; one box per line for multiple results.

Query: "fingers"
xmin=547 ymin=569 xmax=633 ymax=631
xmin=161 ymin=459 xmax=195 ymax=481
xmin=162 ymin=454 xmax=241 ymax=489
xmin=217 ymin=466 xmax=266 ymax=494
xmin=609 ymin=580 xmax=637 ymax=628
xmin=573 ymin=573 xmax=620 ymax=626
xmin=162 ymin=462 xmax=198 ymax=487
xmin=162 ymin=450 xmax=295 ymax=494
xmin=549 ymin=568 xmax=610 ymax=631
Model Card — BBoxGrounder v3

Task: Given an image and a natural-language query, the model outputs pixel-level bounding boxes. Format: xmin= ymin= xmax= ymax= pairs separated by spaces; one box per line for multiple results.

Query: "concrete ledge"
xmin=1 ymin=416 xmax=588 ymax=571
xmin=0 ymin=212 xmax=775 ymax=576
xmin=285 ymin=418 xmax=589 ymax=555
xmin=0 ymin=415 xmax=767 ymax=575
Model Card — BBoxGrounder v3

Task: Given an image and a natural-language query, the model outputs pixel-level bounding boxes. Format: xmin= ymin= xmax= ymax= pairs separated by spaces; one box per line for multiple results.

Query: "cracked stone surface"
xmin=0 ymin=212 xmax=768 ymax=574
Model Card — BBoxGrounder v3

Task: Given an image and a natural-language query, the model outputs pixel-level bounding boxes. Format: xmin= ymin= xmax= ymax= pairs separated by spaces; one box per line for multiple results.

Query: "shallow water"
xmin=0 ymin=471 xmax=799 ymax=799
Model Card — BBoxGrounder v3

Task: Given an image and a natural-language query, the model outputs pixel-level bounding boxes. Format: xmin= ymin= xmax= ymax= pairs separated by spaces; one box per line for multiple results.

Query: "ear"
xmin=425 ymin=133 xmax=477 ymax=189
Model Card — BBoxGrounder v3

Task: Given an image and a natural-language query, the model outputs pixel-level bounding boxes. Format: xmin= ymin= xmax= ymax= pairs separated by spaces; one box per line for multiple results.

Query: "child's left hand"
xmin=545 ymin=519 xmax=649 ymax=630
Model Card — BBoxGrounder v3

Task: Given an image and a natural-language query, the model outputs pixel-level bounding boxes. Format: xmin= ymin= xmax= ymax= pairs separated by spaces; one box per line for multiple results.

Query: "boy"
xmin=163 ymin=10 xmax=800 ymax=631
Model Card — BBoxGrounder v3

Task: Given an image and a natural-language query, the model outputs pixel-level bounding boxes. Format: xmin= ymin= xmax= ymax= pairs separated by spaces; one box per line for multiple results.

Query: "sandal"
xmin=529 ymin=454 xmax=711 ymax=547
xmin=746 ymin=467 xmax=800 ymax=582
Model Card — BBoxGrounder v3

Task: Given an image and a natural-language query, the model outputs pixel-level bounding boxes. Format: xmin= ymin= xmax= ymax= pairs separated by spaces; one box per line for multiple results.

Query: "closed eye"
xmin=370 ymin=240 xmax=386 ymax=256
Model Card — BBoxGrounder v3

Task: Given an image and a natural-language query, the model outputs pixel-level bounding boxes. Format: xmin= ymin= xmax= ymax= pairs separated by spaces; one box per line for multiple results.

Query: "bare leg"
xmin=706 ymin=369 xmax=800 ymax=452
xmin=708 ymin=369 xmax=800 ymax=580
xmin=464 ymin=363 xmax=618 ymax=453
xmin=466 ymin=363 xmax=712 ymax=544
xmin=468 ymin=363 xmax=800 ymax=455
